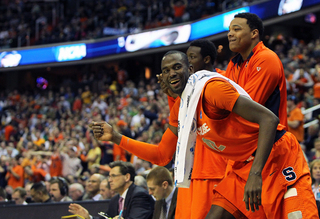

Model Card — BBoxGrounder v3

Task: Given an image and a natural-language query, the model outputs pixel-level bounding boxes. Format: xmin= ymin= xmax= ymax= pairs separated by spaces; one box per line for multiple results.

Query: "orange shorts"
xmin=213 ymin=132 xmax=319 ymax=218
xmin=175 ymin=178 xmax=222 ymax=219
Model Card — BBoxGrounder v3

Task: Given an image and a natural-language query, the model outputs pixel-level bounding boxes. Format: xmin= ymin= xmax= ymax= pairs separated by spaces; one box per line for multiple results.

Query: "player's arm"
xmin=232 ymin=95 xmax=279 ymax=212
xmin=89 ymin=122 xmax=178 ymax=166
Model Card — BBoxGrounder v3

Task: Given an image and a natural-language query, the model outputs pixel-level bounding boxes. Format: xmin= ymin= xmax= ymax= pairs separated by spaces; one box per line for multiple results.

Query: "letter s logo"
xmin=282 ymin=167 xmax=296 ymax=181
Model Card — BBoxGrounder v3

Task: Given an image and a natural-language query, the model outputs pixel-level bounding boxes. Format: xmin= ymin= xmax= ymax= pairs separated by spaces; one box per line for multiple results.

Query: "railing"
xmin=302 ymin=104 xmax=320 ymax=128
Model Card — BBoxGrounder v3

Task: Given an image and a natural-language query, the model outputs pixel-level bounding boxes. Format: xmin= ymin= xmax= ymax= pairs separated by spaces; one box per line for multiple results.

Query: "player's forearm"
xmin=250 ymin=117 xmax=278 ymax=175
xmin=119 ymin=128 xmax=177 ymax=166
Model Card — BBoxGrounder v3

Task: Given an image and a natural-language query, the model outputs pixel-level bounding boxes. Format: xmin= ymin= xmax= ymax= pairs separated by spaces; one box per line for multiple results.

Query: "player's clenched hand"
xmin=89 ymin=121 xmax=114 ymax=142
xmin=156 ymin=73 xmax=178 ymax=99
xmin=243 ymin=173 xmax=262 ymax=212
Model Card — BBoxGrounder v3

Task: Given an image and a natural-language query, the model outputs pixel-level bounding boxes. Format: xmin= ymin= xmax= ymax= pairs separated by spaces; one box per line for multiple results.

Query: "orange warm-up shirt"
xmin=288 ymin=107 xmax=304 ymax=142
xmin=169 ymin=78 xmax=286 ymax=161
xmin=6 ymin=165 xmax=24 ymax=189
xmin=225 ymin=41 xmax=288 ymax=130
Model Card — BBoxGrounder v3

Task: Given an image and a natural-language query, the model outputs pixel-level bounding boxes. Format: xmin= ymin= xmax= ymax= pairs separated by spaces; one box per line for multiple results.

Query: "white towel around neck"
xmin=174 ymin=70 xmax=251 ymax=188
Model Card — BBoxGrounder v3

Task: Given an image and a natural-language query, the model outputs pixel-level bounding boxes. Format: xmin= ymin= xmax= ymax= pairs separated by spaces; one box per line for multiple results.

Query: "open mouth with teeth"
xmin=170 ymin=79 xmax=180 ymax=88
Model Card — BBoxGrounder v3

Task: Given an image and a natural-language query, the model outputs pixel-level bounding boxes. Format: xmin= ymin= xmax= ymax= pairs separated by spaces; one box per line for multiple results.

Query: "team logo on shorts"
xmin=282 ymin=166 xmax=297 ymax=181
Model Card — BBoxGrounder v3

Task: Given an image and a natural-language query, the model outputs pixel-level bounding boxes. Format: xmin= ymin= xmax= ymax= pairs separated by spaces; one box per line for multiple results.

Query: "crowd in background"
xmin=0 ymin=30 xmax=320 ymax=203
xmin=0 ymin=0 xmax=260 ymax=48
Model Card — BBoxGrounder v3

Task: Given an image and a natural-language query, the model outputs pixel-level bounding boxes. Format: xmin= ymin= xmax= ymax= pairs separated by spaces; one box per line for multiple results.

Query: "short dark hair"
xmin=163 ymin=50 xmax=189 ymax=66
xmin=147 ymin=166 xmax=173 ymax=187
xmin=109 ymin=161 xmax=136 ymax=182
xmin=50 ymin=177 xmax=69 ymax=196
xmin=31 ymin=182 xmax=48 ymax=194
xmin=189 ymin=39 xmax=217 ymax=65
xmin=234 ymin=12 xmax=264 ymax=39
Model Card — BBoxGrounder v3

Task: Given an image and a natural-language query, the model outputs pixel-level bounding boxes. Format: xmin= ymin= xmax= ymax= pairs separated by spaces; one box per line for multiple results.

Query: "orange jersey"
xmin=50 ymin=154 xmax=62 ymax=177
xmin=167 ymin=94 xmax=227 ymax=180
xmin=169 ymin=78 xmax=285 ymax=161
xmin=314 ymin=82 xmax=320 ymax=99
xmin=225 ymin=41 xmax=288 ymax=129
xmin=6 ymin=165 xmax=24 ymax=189
xmin=288 ymin=107 xmax=304 ymax=142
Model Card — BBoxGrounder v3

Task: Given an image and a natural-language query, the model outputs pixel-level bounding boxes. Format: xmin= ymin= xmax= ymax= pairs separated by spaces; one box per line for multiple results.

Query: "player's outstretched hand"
xmin=243 ymin=172 xmax=262 ymax=212
xmin=69 ymin=203 xmax=90 ymax=219
xmin=89 ymin=121 xmax=115 ymax=142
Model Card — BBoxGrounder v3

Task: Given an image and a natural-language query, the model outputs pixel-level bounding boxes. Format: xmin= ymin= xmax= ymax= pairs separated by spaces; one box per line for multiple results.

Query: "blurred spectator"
xmin=287 ymin=95 xmax=304 ymax=142
xmin=310 ymin=159 xmax=320 ymax=201
xmin=81 ymin=85 xmax=92 ymax=106
xmin=309 ymin=138 xmax=320 ymax=161
xmin=5 ymin=154 xmax=24 ymax=189
xmin=134 ymin=175 xmax=148 ymax=191
xmin=304 ymin=123 xmax=319 ymax=152
xmin=170 ymin=0 xmax=188 ymax=24
xmin=0 ymin=155 xmax=8 ymax=188
xmin=83 ymin=173 xmax=105 ymax=201
xmin=12 ymin=187 xmax=27 ymax=205
xmin=30 ymin=181 xmax=52 ymax=203
xmin=49 ymin=177 xmax=72 ymax=202
xmin=86 ymin=140 xmax=102 ymax=170
xmin=0 ymin=142 xmax=8 ymax=157
xmin=99 ymin=178 xmax=115 ymax=200
xmin=0 ymin=187 xmax=7 ymax=202
xmin=60 ymin=141 xmax=83 ymax=178
xmin=69 ymin=182 xmax=85 ymax=201
xmin=290 ymin=60 xmax=314 ymax=98
xmin=91 ymin=96 xmax=108 ymax=116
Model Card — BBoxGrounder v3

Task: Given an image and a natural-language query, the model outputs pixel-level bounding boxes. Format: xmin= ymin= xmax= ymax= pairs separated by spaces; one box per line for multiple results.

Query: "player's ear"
xmin=204 ymin=56 xmax=211 ymax=65
xmin=188 ymin=64 xmax=194 ymax=74
xmin=251 ymin=29 xmax=259 ymax=39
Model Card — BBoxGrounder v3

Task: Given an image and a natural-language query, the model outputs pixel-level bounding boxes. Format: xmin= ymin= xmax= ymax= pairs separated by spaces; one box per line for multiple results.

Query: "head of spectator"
xmin=134 ymin=175 xmax=148 ymax=191
xmin=12 ymin=187 xmax=27 ymax=205
xmin=116 ymin=120 xmax=128 ymax=131
xmin=108 ymin=161 xmax=135 ymax=195
xmin=5 ymin=185 xmax=13 ymax=200
xmin=49 ymin=177 xmax=71 ymax=202
xmin=78 ymin=175 xmax=88 ymax=188
xmin=287 ymin=95 xmax=298 ymax=108
xmin=0 ymin=187 xmax=6 ymax=202
xmin=228 ymin=12 xmax=264 ymax=60
xmin=69 ymin=183 xmax=85 ymax=201
xmin=67 ymin=145 xmax=78 ymax=158
xmin=86 ymin=173 xmax=105 ymax=200
xmin=30 ymin=182 xmax=52 ymax=203
xmin=146 ymin=166 xmax=174 ymax=201
xmin=99 ymin=178 xmax=115 ymax=200
xmin=311 ymin=159 xmax=320 ymax=188
xmin=187 ymin=39 xmax=217 ymax=72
